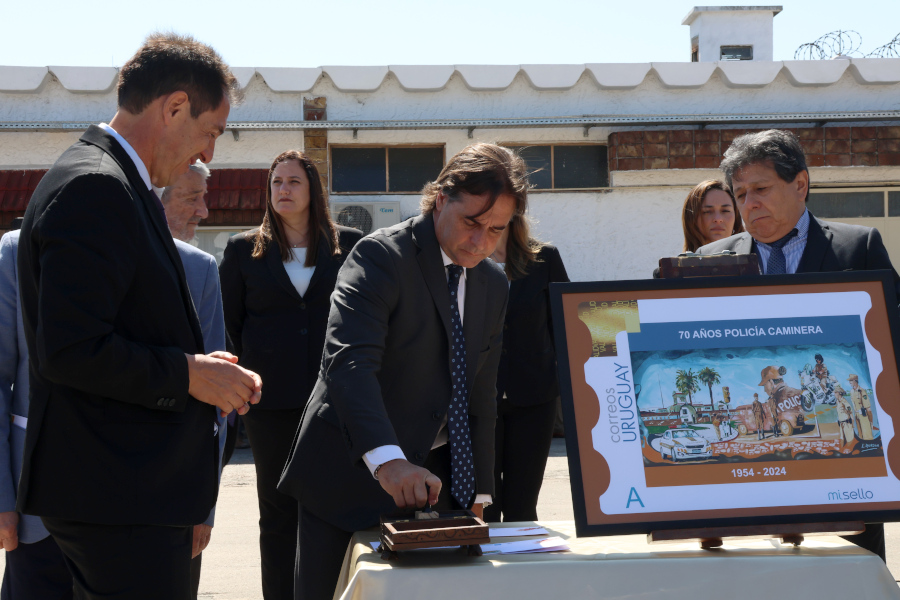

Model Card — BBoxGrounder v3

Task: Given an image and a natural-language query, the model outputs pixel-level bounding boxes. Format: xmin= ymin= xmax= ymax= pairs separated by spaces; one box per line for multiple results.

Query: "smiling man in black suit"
xmin=16 ymin=33 xmax=262 ymax=599
xmin=279 ymin=143 xmax=527 ymax=600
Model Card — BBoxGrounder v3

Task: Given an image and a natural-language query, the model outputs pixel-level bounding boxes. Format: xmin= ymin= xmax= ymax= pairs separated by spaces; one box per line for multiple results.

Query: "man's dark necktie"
xmin=446 ymin=264 xmax=475 ymax=509
xmin=766 ymin=228 xmax=798 ymax=275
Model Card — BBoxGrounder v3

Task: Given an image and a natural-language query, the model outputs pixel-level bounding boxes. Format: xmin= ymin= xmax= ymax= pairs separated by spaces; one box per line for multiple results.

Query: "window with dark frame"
xmin=888 ymin=191 xmax=900 ymax=217
xmin=330 ymin=146 xmax=444 ymax=193
xmin=720 ymin=46 xmax=753 ymax=61
xmin=801 ymin=188 xmax=900 ymax=268
xmin=506 ymin=144 xmax=608 ymax=190
xmin=808 ymin=191 xmax=886 ymax=218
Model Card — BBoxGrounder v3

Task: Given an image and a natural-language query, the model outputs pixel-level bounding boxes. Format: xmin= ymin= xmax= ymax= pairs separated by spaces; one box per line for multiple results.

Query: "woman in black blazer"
xmin=483 ymin=215 xmax=569 ymax=522
xmin=219 ymin=150 xmax=362 ymax=600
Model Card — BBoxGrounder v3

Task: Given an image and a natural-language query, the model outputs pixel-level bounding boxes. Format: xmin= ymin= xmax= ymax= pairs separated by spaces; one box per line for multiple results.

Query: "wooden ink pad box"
xmin=378 ymin=510 xmax=490 ymax=559
xmin=657 ymin=252 xmax=760 ymax=279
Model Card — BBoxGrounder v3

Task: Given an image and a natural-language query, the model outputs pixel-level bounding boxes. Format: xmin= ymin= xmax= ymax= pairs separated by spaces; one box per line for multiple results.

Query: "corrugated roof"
xmin=0 ymin=169 xmax=268 ymax=229
xmin=0 ymin=170 xmax=45 ymax=211
xmin=206 ymin=169 xmax=267 ymax=211
xmin=2 ymin=59 xmax=898 ymax=93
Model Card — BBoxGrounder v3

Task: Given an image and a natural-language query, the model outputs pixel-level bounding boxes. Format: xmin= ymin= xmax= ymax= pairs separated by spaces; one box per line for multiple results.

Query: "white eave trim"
xmin=47 ymin=66 xmax=118 ymax=92
xmin=3 ymin=59 xmax=898 ymax=94
xmin=0 ymin=66 xmax=49 ymax=92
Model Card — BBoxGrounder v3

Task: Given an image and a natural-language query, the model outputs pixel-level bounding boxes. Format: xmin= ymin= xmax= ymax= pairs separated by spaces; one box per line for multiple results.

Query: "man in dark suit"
xmin=699 ymin=128 xmax=897 ymax=561
xmin=278 ymin=143 xmax=528 ymax=600
xmin=16 ymin=34 xmax=262 ymax=599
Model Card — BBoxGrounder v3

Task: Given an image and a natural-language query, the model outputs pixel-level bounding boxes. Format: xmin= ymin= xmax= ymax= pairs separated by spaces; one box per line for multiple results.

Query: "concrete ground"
xmin=1 ymin=439 xmax=898 ymax=598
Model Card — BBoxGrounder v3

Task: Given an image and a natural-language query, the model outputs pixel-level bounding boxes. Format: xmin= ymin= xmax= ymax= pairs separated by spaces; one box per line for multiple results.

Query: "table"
xmin=334 ymin=521 xmax=899 ymax=600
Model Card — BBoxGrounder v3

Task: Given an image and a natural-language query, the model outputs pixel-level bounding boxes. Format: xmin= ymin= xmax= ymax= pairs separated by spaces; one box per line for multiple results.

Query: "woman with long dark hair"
xmin=483 ymin=213 xmax=569 ymax=522
xmin=219 ymin=150 xmax=362 ymax=599
xmin=681 ymin=179 xmax=744 ymax=252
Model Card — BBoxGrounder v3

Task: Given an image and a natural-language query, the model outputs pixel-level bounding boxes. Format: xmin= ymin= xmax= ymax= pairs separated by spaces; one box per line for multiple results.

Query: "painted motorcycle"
xmin=798 ymin=363 xmax=836 ymax=410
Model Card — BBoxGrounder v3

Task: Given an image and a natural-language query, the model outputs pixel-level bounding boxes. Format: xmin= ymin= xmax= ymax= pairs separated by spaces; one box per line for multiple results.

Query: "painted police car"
xmin=658 ymin=428 xmax=712 ymax=462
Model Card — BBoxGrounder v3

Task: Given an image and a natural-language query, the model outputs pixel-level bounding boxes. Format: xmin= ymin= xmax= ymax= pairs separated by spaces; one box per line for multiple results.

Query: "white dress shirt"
xmin=362 ymin=249 xmax=490 ymax=505
xmin=283 ymin=248 xmax=316 ymax=297
xmin=97 ymin=123 xmax=152 ymax=191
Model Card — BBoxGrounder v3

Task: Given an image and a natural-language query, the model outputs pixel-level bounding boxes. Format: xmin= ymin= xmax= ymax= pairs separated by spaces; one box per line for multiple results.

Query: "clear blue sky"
xmin=1 ymin=0 xmax=896 ymax=67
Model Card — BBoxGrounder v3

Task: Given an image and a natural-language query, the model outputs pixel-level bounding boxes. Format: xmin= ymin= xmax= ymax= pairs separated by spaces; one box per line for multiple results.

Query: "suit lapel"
xmin=137 ymin=187 xmax=184 ymax=280
xmin=266 ymin=242 xmax=305 ymax=302
xmin=411 ymin=216 xmax=453 ymax=344
xmin=81 ymin=128 xmax=187 ymax=285
xmin=463 ymin=266 xmax=486 ymax=397
xmin=507 ymin=276 xmax=523 ymax=309
xmin=305 ymin=235 xmax=330 ymax=295
xmin=798 ymin=214 xmax=830 ymax=274
xmin=733 ymin=233 xmax=755 ymax=255
xmin=727 ymin=233 xmax=760 ymax=273
xmin=80 ymin=126 xmax=204 ymax=352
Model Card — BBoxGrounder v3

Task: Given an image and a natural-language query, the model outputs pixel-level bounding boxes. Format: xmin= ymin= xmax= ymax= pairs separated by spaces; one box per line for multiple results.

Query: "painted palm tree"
xmin=697 ymin=367 xmax=722 ymax=406
xmin=675 ymin=369 xmax=699 ymax=405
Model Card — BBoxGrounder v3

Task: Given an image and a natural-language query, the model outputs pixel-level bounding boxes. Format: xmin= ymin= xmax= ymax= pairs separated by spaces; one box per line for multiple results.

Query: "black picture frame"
xmin=550 ymin=270 xmax=900 ymax=538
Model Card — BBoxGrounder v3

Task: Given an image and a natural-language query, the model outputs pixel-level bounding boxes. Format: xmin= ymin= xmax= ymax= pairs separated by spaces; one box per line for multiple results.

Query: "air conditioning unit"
xmin=329 ymin=201 xmax=403 ymax=236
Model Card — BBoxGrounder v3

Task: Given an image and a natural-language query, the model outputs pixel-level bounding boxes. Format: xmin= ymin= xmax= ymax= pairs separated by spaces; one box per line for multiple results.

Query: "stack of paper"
xmin=368 ymin=526 xmax=570 ymax=555
xmin=488 ymin=526 xmax=549 ymax=538
xmin=480 ymin=536 xmax=569 ymax=555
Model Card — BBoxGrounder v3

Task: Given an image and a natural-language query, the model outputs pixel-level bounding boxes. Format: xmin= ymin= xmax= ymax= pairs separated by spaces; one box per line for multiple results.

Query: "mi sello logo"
xmin=828 ymin=489 xmax=874 ymax=501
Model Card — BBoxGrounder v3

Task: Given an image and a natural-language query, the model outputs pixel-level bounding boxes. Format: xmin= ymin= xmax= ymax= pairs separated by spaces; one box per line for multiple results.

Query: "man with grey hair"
xmin=160 ymin=162 xmax=226 ymax=599
xmin=161 ymin=161 xmax=211 ymax=241
xmin=701 ymin=129 xmax=898 ymax=281
xmin=699 ymin=128 xmax=897 ymax=561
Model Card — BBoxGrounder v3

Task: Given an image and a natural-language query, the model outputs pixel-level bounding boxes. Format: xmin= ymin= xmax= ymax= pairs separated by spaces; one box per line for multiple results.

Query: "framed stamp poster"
xmin=551 ymin=271 xmax=900 ymax=537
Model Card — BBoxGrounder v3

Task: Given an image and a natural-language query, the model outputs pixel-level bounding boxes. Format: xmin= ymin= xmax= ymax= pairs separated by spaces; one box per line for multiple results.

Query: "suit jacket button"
xmin=432 ymin=411 xmax=441 ymax=420
xmin=415 ymin=452 xmax=425 ymax=460
xmin=300 ymin=328 xmax=308 ymax=335
xmin=157 ymin=398 xmax=165 ymax=406
xmin=503 ymin=324 xmax=508 ymax=330
xmin=300 ymin=302 xmax=307 ymax=310
xmin=502 ymin=349 xmax=508 ymax=355
xmin=168 ymin=399 xmax=176 ymax=407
